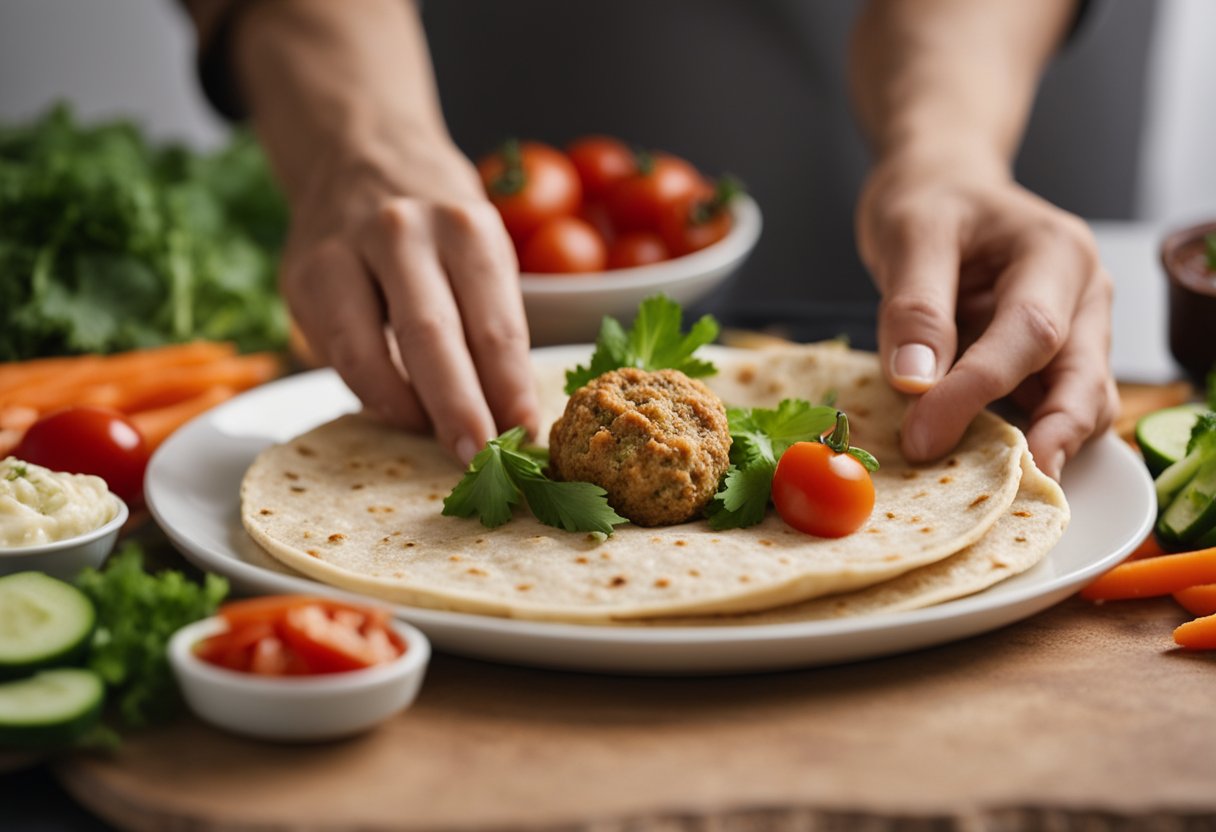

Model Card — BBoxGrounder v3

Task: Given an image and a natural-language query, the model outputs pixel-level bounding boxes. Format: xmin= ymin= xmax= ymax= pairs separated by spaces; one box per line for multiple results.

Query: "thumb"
xmin=871 ymin=217 xmax=962 ymax=396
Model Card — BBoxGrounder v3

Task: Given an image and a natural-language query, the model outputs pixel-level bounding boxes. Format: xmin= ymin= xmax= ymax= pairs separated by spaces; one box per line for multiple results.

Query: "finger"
xmin=899 ymin=239 xmax=1092 ymax=462
xmin=359 ymin=200 xmax=497 ymax=464
xmin=286 ymin=240 xmax=428 ymax=431
xmin=435 ymin=203 xmax=540 ymax=437
xmin=1024 ymin=272 xmax=1118 ymax=479
xmin=869 ymin=207 xmax=963 ymax=394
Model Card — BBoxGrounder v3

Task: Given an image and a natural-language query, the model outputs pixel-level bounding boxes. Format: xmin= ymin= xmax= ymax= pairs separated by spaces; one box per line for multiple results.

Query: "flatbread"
xmin=240 ymin=345 xmax=1029 ymax=622
xmin=639 ymin=450 xmax=1068 ymax=625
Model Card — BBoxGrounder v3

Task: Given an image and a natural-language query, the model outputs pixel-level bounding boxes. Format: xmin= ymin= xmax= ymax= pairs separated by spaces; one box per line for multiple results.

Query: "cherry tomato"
xmin=578 ymin=200 xmax=617 ymax=246
xmin=477 ymin=140 xmax=582 ymax=244
xmin=607 ymin=231 xmax=670 ymax=269
xmin=519 ymin=216 xmax=607 ymax=274
xmin=659 ymin=179 xmax=735 ymax=256
xmin=770 ymin=441 xmax=875 ymax=538
xmin=566 ymin=135 xmax=637 ymax=201
xmin=12 ymin=406 xmax=149 ymax=505
xmin=605 ymin=152 xmax=708 ymax=233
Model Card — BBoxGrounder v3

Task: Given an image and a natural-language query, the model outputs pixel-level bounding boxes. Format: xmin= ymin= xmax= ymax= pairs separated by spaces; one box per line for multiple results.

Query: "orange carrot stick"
xmin=1173 ymin=611 xmax=1216 ymax=650
xmin=1125 ymin=532 xmax=1169 ymax=562
xmin=1173 ymin=584 xmax=1216 ymax=617
xmin=130 ymin=385 xmax=235 ymax=451
xmin=1080 ymin=547 xmax=1216 ymax=601
xmin=76 ymin=353 xmax=280 ymax=413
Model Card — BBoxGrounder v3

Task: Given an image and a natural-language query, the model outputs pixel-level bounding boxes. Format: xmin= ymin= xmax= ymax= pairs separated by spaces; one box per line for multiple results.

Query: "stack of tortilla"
xmin=239 ymin=344 xmax=1068 ymax=624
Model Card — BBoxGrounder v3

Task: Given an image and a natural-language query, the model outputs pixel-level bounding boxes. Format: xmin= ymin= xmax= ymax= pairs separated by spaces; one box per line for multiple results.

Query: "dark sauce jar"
xmin=1162 ymin=221 xmax=1216 ymax=387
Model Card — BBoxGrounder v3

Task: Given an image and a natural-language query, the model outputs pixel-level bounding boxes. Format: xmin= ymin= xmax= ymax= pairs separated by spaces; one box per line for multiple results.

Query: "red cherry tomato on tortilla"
xmin=607 ymin=231 xmax=670 ymax=269
xmin=770 ymin=441 xmax=875 ymax=538
xmin=660 ymin=184 xmax=734 ymax=256
xmin=12 ymin=406 xmax=149 ymax=505
xmin=477 ymin=140 xmax=582 ymax=243
xmin=566 ymin=135 xmax=637 ymax=201
xmin=520 ymin=216 xmax=607 ymax=274
xmin=605 ymin=152 xmax=708 ymax=232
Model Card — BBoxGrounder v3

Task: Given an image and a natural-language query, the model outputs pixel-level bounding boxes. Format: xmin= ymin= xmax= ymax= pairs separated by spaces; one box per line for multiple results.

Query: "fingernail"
xmin=456 ymin=436 xmax=480 ymax=466
xmin=891 ymin=344 xmax=937 ymax=392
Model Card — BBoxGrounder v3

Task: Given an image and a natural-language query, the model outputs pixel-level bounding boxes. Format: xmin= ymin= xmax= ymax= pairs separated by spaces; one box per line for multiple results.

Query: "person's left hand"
xmin=856 ymin=151 xmax=1118 ymax=480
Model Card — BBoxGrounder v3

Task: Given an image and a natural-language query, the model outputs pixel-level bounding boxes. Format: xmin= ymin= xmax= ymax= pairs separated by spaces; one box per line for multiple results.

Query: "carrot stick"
xmin=1125 ymin=532 xmax=1169 ymax=562
xmin=130 ymin=386 xmax=236 ymax=451
xmin=1080 ymin=547 xmax=1216 ymax=601
xmin=1173 ymin=611 xmax=1216 ymax=650
xmin=0 ymin=406 xmax=38 ymax=432
xmin=1173 ymin=584 xmax=1216 ymax=617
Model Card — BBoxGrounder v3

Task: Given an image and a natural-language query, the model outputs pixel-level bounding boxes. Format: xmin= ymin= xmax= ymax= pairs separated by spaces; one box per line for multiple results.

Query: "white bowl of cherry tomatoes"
xmin=477 ymin=136 xmax=762 ymax=345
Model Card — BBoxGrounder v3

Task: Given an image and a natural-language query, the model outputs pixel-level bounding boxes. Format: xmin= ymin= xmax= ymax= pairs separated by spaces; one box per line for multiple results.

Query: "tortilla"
xmin=639 ymin=450 xmax=1068 ymax=625
xmin=240 ymin=345 xmax=1031 ymax=622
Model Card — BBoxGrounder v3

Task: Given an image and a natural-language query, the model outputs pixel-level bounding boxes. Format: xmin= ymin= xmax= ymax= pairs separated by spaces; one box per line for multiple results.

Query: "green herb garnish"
xmin=707 ymin=401 xmax=878 ymax=530
xmin=75 ymin=543 xmax=228 ymax=728
xmin=443 ymin=427 xmax=628 ymax=535
xmin=564 ymin=294 xmax=719 ymax=394
xmin=4 ymin=462 xmax=28 ymax=481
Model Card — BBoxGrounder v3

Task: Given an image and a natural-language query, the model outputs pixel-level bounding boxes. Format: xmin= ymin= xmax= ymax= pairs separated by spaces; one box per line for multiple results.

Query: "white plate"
xmin=145 ymin=348 xmax=1155 ymax=675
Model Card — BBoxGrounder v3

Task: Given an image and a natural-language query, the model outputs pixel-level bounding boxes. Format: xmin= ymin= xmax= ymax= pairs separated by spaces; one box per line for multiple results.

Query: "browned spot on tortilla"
xmin=688 ymin=569 xmax=701 ymax=577
xmin=393 ymin=571 xmax=405 ymax=578
xmin=427 ymin=493 xmax=440 ymax=501
xmin=403 ymin=542 xmax=416 ymax=548
xmin=466 ymin=567 xmax=487 ymax=577
xmin=969 ymin=494 xmax=990 ymax=509
xmin=610 ymin=576 xmax=627 ymax=587
xmin=302 ymin=531 xmax=312 ymax=539
xmin=306 ymin=549 xmax=320 ymax=558
xmin=991 ymin=558 xmax=1010 ymax=569
xmin=866 ymin=528 xmax=881 ymax=534
xmin=939 ymin=476 xmax=953 ymax=484
xmin=351 ymin=483 xmax=365 ymax=491
xmin=855 ymin=376 xmax=871 ymax=388
xmin=711 ymin=538 xmax=722 ymax=544
xmin=290 ymin=486 xmax=307 ymax=494
xmin=886 ymin=511 xmax=897 ymax=520
xmin=449 ymin=554 xmax=461 ymax=562
xmin=259 ymin=508 xmax=272 ymax=516
xmin=901 ymin=470 xmax=918 ymax=480
xmin=1013 ymin=510 xmax=1033 ymax=518
xmin=328 ymin=533 xmax=345 ymax=543
xmin=296 ymin=445 xmax=315 ymax=457
xmin=601 ymin=552 xmax=612 ymax=560
xmin=379 ymin=536 xmax=390 ymax=544
xmin=650 ymin=537 xmax=663 ymax=544
xmin=283 ymin=471 xmax=299 ymax=481
xmin=909 ymin=515 xmax=921 ymax=523
xmin=914 ymin=491 xmax=928 ymax=499
xmin=384 ymin=466 xmax=402 ymax=477
xmin=654 ymin=578 xmax=670 ymax=589
xmin=1014 ymin=535 xmax=1027 ymax=543
xmin=736 ymin=366 xmax=756 ymax=384
xmin=738 ymin=575 xmax=751 ymax=583
xmin=947 ymin=458 xmax=959 ymax=468
xmin=390 ymin=531 xmax=402 ymax=537
xmin=367 ymin=505 xmax=395 ymax=514
xmin=347 ymin=460 xmax=365 ymax=470
xmin=883 ymin=554 xmax=900 ymax=562
xmin=759 ymin=539 xmax=774 ymax=547
xmin=575 ymin=556 xmax=589 ymax=564
xmin=475 ymin=538 xmax=486 ymax=544
xmin=674 ymin=540 xmax=687 ymax=547
xmin=778 ymin=556 xmax=791 ymax=564
xmin=516 ymin=584 xmax=532 ymax=592
xmin=766 ymin=381 xmax=784 ymax=395
xmin=921 ymin=527 xmax=932 ymax=534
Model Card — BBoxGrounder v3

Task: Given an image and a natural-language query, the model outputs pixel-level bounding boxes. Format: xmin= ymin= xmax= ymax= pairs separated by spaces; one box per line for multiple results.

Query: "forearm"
xmin=849 ymin=0 xmax=1076 ymax=174
xmin=224 ymin=0 xmax=479 ymax=206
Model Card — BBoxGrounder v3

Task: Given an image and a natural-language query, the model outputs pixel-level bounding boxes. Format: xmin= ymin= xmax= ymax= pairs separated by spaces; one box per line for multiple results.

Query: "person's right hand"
xmin=281 ymin=142 xmax=540 ymax=465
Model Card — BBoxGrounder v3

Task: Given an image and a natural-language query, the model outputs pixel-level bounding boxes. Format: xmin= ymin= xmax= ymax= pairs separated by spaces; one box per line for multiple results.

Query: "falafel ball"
xmin=548 ymin=368 xmax=731 ymax=527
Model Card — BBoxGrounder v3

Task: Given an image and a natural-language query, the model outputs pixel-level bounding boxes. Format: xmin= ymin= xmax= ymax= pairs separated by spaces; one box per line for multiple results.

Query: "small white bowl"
xmin=168 ymin=614 xmax=431 ymax=742
xmin=521 ymin=193 xmax=762 ymax=345
xmin=0 ymin=495 xmax=128 ymax=580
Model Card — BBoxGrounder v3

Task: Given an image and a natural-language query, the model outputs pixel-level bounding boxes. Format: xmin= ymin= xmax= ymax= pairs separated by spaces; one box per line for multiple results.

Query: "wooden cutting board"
xmin=57 ymin=596 xmax=1216 ymax=831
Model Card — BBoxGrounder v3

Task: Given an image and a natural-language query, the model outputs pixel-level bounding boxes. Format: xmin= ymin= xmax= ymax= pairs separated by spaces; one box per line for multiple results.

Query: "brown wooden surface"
xmin=57 ymin=595 xmax=1216 ymax=832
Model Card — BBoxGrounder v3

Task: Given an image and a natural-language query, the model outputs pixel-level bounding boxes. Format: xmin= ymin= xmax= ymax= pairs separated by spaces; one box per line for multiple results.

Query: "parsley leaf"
xmin=706 ymin=461 xmax=776 ymax=530
xmin=443 ymin=427 xmax=628 ymax=534
xmin=565 ymin=294 xmax=719 ymax=393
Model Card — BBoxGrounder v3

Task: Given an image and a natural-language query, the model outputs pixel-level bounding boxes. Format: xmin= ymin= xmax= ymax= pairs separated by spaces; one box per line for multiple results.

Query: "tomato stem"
xmin=688 ymin=175 xmax=744 ymax=226
xmin=634 ymin=148 xmax=655 ymax=176
xmin=491 ymin=138 xmax=526 ymax=196
xmin=823 ymin=411 xmax=850 ymax=454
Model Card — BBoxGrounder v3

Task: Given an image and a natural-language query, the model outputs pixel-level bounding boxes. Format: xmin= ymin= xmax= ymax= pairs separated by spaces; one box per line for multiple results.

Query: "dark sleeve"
xmin=1064 ymin=0 xmax=1097 ymax=46
xmin=178 ymin=0 xmax=252 ymax=121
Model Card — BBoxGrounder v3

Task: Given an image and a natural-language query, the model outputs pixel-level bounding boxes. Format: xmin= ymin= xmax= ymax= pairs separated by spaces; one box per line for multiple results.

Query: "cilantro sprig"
xmin=564 ymin=294 xmax=719 ymax=394
xmin=442 ymin=427 xmax=627 ymax=535
xmin=707 ymin=400 xmax=879 ymax=530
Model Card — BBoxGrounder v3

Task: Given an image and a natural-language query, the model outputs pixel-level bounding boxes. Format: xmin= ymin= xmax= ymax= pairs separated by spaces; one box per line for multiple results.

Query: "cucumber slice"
xmin=0 ymin=572 xmax=95 ymax=677
xmin=1159 ymin=456 xmax=1216 ymax=543
xmin=0 ymin=668 xmax=103 ymax=748
xmin=1137 ymin=403 xmax=1207 ymax=477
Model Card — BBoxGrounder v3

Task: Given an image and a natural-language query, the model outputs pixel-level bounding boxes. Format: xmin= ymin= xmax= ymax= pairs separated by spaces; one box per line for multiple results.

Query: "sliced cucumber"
xmin=1137 ymin=404 xmax=1207 ymax=477
xmin=1159 ymin=456 xmax=1216 ymax=543
xmin=0 ymin=668 xmax=103 ymax=748
xmin=0 ymin=572 xmax=95 ymax=677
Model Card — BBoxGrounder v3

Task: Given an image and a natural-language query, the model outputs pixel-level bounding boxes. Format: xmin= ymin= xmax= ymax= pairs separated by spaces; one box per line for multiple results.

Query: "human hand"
xmin=281 ymin=143 xmax=539 ymax=465
xmin=856 ymin=152 xmax=1118 ymax=480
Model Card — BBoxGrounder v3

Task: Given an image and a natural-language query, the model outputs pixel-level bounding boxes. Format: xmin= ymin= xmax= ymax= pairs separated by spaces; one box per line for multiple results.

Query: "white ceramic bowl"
xmin=0 ymin=495 xmax=128 ymax=580
xmin=521 ymin=193 xmax=762 ymax=345
xmin=169 ymin=615 xmax=431 ymax=742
